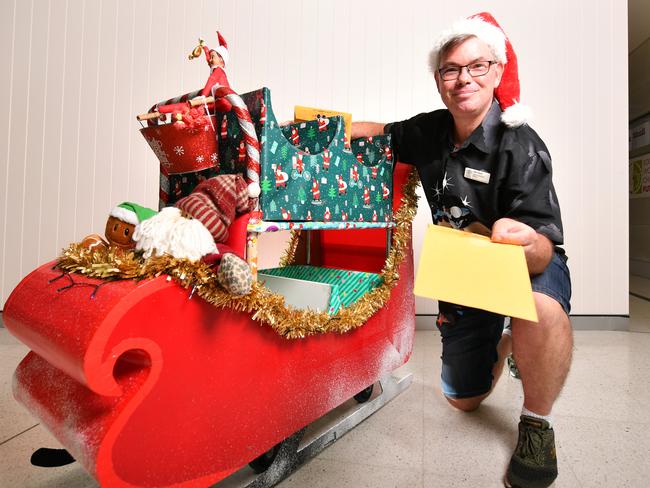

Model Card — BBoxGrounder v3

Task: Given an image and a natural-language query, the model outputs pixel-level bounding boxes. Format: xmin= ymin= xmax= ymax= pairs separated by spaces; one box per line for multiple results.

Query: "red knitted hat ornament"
xmin=429 ymin=12 xmax=531 ymax=127
xmin=175 ymin=175 xmax=252 ymax=244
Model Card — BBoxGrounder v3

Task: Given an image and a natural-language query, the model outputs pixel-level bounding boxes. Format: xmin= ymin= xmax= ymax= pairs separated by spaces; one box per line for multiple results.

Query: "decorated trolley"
xmin=3 ymin=47 xmax=419 ymax=487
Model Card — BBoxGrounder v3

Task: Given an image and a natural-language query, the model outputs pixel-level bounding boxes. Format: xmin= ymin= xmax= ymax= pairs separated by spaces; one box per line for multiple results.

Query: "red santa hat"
xmin=429 ymin=12 xmax=531 ymax=128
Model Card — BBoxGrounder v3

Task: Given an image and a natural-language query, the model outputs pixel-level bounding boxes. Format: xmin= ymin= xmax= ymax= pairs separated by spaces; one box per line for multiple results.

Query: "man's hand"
xmin=351 ymin=121 xmax=386 ymax=139
xmin=491 ymin=218 xmax=553 ymax=275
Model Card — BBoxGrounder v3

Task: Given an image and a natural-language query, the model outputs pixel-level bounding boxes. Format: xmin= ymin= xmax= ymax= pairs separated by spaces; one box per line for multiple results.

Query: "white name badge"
xmin=464 ymin=167 xmax=491 ymax=184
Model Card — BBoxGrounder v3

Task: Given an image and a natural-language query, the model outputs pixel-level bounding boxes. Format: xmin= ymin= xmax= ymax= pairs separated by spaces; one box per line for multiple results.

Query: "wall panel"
xmin=0 ymin=0 xmax=629 ymax=316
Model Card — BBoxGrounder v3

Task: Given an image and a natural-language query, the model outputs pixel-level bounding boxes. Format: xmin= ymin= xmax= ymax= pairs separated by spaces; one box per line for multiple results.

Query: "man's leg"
xmin=511 ymin=292 xmax=572 ymax=415
xmin=437 ymin=303 xmax=509 ymax=412
xmin=445 ymin=331 xmax=511 ymax=412
xmin=506 ymin=251 xmax=572 ymax=488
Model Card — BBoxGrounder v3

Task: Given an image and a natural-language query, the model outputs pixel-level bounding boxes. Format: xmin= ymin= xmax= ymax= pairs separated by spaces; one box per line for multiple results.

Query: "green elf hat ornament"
xmin=105 ymin=202 xmax=158 ymax=250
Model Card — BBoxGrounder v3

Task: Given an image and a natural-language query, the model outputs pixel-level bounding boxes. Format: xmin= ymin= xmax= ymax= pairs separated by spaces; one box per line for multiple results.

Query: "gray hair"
xmin=429 ymin=34 xmax=500 ymax=75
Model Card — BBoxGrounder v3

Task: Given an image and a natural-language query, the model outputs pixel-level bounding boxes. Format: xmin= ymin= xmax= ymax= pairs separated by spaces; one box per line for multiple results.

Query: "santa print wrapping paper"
xmin=142 ymin=87 xmax=394 ymax=221
xmin=215 ymin=88 xmax=394 ymax=222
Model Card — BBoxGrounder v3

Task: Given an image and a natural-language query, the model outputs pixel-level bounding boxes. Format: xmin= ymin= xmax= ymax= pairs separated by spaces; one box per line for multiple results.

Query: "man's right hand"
xmin=351 ymin=121 xmax=386 ymax=139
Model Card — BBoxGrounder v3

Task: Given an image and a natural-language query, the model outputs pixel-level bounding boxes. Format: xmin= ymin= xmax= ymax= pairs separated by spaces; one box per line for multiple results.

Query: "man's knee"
xmin=444 ymin=393 xmax=487 ymax=412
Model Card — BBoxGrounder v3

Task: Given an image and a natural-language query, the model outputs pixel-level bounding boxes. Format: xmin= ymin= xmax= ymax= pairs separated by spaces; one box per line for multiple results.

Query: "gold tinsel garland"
xmin=56 ymin=169 xmax=420 ymax=339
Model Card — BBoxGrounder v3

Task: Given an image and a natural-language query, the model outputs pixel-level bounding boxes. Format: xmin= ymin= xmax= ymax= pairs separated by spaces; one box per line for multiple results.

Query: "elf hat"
xmin=201 ymin=32 xmax=229 ymax=67
xmin=110 ymin=202 xmax=157 ymax=226
xmin=429 ymin=12 xmax=531 ymax=128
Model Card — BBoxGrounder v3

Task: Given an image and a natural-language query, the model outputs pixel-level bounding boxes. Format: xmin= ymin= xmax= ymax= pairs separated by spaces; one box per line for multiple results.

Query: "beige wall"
xmin=1 ymin=0 xmax=629 ymax=315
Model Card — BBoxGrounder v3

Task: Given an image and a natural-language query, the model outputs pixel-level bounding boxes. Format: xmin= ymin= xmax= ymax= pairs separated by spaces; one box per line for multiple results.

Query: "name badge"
xmin=464 ymin=167 xmax=490 ymax=184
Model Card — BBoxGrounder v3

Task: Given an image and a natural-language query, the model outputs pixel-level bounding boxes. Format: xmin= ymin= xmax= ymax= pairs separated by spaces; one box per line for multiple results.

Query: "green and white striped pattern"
xmin=259 ymin=265 xmax=382 ymax=315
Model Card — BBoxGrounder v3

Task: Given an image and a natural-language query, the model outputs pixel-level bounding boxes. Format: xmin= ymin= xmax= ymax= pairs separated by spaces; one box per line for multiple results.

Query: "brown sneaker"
xmin=505 ymin=415 xmax=558 ymax=488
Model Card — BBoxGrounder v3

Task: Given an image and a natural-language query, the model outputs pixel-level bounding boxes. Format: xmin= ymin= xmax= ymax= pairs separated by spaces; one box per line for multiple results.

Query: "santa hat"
xmin=429 ymin=12 xmax=531 ymax=127
xmin=203 ymin=31 xmax=229 ymax=67
xmin=110 ymin=202 xmax=157 ymax=226
xmin=175 ymin=174 xmax=253 ymax=243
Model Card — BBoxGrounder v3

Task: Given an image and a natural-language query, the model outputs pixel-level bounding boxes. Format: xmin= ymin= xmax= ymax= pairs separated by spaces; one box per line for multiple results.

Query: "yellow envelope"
xmin=414 ymin=225 xmax=538 ymax=322
xmin=294 ymin=105 xmax=352 ymax=146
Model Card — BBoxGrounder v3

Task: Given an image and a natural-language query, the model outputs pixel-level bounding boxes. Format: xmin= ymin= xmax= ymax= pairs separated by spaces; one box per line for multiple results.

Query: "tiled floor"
xmin=1 ymin=296 xmax=650 ymax=488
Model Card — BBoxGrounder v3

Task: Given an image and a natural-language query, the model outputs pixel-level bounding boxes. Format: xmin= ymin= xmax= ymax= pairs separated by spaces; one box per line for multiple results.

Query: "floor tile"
xmin=317 ymin=378 xmax=424 ymax=470
xmin=0 ymin=333 xmax=39 ymax=444
xmin=554 ymin=416 xmax=650 ymax=487
xmin=279 ymin=458 xmax=422 ymax=488
xmin=629 ymin=275 xmax=650 ymax=301
xmin=0 ymin=423 xmax=97 ymax=488
xmin=2 ymin=324 xmax=650 ymax=487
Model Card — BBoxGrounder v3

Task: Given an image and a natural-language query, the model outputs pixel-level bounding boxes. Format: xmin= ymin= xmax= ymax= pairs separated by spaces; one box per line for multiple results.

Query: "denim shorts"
xmin=436 ymin=251 xmax=571 ymax=400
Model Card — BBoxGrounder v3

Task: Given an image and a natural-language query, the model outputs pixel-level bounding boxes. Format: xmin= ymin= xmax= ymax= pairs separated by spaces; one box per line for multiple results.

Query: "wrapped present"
xmin=258 ymin=265 xmax=382 ymax=315
xmin=142 ymin=87 xmax=395 ymax=221
xmin=214 ymin=88 xmax=394 ymax=222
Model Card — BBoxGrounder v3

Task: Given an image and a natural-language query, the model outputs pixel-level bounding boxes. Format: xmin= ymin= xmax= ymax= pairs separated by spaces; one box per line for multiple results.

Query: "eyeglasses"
xmin=438 ymin=61 xmax=497 ymax=81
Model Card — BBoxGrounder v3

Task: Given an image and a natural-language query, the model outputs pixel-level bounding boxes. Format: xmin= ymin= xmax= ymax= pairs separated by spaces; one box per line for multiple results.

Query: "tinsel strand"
xmin=56 ymin=169 xmax=420 ymax=339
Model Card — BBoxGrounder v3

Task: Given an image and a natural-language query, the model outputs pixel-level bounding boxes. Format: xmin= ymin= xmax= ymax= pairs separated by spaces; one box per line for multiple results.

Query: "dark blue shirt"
xmin=386 ymin=101 xmax=564 ymax=246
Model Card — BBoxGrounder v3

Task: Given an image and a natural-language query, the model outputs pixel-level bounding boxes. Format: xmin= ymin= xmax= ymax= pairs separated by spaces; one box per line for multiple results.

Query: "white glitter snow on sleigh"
xmin=4 ymin=80 xmax=418 ymax=486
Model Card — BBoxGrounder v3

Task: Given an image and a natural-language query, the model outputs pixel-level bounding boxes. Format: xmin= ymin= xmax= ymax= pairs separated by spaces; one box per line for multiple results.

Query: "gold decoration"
xmin=56 ymin=169 xmax=420 ymax=339
xmin=188 ymin=39 xmax=205 ymax=60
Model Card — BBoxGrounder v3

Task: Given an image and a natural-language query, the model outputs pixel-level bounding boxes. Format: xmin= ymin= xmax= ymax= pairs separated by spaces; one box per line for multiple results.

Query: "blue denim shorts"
xmin=436 ymin=251 xmax=571 ymax=399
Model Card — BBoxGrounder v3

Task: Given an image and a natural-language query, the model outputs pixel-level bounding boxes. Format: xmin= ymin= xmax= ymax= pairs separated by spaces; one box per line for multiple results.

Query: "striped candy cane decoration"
xmin=212 ymin=86 xmax=261 ymax=200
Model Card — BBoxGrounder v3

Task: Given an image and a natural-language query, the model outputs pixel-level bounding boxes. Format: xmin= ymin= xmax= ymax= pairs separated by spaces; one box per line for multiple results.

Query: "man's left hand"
xmin=491 ymin=218 xmax=552 ymax=275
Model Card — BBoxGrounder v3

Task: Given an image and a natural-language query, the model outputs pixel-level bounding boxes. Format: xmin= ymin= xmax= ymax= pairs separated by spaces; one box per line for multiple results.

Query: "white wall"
xmin=1 ymin=0 xmax=628 ymax=315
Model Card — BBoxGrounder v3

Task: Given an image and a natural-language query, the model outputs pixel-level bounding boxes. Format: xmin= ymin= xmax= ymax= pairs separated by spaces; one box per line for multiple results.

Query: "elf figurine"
xmin=191 ymin=32 xmax=232 ymax=112
xmin=156 ymin=32 xmax=232 ymax=129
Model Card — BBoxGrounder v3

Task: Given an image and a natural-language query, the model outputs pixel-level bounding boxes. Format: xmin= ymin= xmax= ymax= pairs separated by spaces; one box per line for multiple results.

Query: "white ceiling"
xmin=629 ymin=0 xmax=650 ymax=52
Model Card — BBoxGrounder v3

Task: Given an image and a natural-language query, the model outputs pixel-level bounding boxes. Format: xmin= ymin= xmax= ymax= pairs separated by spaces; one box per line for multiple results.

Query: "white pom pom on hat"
xmin=429 ymin=12 xmax=531 ymax=128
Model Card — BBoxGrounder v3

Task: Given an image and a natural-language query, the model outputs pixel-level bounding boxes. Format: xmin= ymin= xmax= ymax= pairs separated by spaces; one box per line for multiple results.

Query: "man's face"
xmin=435 ymin=37 xmax=503 ymax=120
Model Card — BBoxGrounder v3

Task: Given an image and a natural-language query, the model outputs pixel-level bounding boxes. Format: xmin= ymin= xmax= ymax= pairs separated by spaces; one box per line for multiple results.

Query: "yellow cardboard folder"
xmin=414 ymin=225 xmax=538 ymax=322
xmin=294 ymin=105 xmax=352 ymax=145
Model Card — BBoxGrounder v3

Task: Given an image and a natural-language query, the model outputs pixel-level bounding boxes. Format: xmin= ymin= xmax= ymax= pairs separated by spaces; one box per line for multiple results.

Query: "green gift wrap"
xmin=214 ymin=88 xmax=395 ymax=223
xmin=258 ymin=265 xmax=383 ymax=315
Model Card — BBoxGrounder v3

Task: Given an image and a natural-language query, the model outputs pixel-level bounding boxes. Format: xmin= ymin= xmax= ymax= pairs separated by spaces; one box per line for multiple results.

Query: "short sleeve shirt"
xmin=386 ymin=101 xmax=564 ymax=246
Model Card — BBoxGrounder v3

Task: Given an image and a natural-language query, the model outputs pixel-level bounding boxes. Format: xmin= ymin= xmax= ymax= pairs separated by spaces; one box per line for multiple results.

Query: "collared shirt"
xmin=385 ymin=101 xmax=564 ymax=246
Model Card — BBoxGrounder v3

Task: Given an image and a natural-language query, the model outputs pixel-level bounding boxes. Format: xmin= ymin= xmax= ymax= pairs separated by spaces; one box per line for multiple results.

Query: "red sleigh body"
xmin=3 ymin=165 xmax=415 ymax=487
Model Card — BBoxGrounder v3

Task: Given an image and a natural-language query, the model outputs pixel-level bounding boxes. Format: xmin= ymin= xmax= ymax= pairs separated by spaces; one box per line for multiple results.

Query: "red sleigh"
xmin=3 ymin=86 xmax=416 ymax=487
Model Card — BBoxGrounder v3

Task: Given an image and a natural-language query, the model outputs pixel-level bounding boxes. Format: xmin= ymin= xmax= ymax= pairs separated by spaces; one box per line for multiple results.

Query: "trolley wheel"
xmin=248 ymin=443 xmax=281 ymax=474
xmin=353 ymin=384 xmax=374 ymax=403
